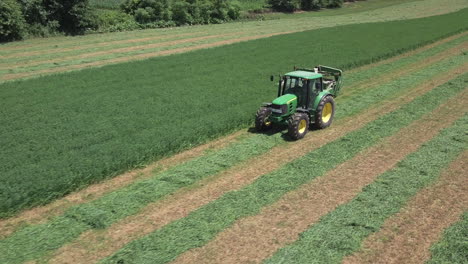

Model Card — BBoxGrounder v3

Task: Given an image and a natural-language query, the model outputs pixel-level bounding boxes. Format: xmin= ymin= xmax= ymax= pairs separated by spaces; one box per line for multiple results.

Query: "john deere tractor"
xmin=255 ymin=65 xmax=343 ymax=140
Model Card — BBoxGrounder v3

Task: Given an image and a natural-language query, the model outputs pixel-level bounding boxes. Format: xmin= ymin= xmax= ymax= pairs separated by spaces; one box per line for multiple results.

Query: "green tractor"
xmin=255 ymin=65 xmax=343 ymax=140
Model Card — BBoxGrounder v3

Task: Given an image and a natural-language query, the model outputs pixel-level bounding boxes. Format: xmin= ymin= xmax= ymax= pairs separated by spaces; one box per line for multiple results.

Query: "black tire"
xmin=314 ymin=96 xmax=335 ymax=129
xmin=255 ymin=107 xmax=272 ymax=131
xmin=288 ymin=113 xmax=309 ymax=140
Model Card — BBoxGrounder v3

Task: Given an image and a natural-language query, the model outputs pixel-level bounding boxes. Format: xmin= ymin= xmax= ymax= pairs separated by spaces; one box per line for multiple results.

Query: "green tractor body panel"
xmin=270 ymin=94 xmax=298 ymax=124
xmin=260 ymin=65 xmax=343 ymax=128
xmin=272 ymin=93 xmax=297 ymax=105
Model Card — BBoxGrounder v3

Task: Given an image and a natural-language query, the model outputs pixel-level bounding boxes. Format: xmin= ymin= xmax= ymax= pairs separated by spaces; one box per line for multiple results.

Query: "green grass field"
xmin=1 ymin=32 xmax=466 ymax=263
xmin=0 ymin=1 xmax=466 ymax=263
xmin=1 ymin=10 xmax=466 ymax=218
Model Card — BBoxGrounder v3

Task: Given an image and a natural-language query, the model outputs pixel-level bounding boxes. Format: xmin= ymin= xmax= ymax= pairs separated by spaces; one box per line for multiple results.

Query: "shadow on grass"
xmin=247 ymin=124 xmax=321 ymax=142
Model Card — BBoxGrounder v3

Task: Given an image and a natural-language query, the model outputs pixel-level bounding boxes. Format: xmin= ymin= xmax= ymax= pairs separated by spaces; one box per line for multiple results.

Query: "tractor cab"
xmin=256 ymin=65 xmax=343 ymax=140
xmin=279 ymin=71 xmax=323 ymax=110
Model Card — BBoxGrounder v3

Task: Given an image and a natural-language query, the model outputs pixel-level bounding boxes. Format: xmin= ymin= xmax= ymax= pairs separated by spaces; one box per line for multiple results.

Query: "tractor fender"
xmin=312 ymin=91 xmax=333 ymax=112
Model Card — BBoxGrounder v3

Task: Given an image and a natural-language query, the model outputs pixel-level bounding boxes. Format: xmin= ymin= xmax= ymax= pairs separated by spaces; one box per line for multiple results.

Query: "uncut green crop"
xmin=101 ymin=73 xmax=467 ymax=264
xmin=266 ymin=113 xmax=468 ymax=264
xmin=0 ymin=9 xmax=467 ymax=217
xmin=427 ymin=212 xmax=468 ymax=264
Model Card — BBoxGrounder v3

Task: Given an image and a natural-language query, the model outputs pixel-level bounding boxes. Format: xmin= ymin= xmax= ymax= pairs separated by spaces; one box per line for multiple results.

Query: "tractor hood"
xmin=272 ymin=94 xmax=297 ymax=105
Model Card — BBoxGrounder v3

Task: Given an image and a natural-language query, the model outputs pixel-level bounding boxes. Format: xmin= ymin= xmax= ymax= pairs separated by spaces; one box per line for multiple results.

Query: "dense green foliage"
xmin=0 ymin=10 xmax=466 ymax=218
xmin=427 ymin=212 xmax=468 ymax=264
xmin=267 ymin=113 xmax=468 ymax=264
xmin=268 ymin=0 xmax=344 ymax=12
xmin=90 ymin=0 xmax=125 ymax=9
xmin=102 ymin=74 xmax=467 ymax=264
xmin=0 ymin=0 xmax=97 ymax=40
xmin=120 ymin=0 xmax=240 ymax=26
xmin=0 ymin=0 xmax=26 ymax=41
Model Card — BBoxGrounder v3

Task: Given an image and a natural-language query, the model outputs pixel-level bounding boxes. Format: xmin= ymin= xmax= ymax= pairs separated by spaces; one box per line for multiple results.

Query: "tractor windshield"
xmin=283 ymin=77 xmax=311 ymax=107
xmin=283 ymin=77 xmax=305 ymax=94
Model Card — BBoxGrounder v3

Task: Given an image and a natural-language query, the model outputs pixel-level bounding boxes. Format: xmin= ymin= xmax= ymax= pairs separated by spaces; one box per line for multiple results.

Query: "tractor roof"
xmin=285 ymin=70 xmax=322 ymax=79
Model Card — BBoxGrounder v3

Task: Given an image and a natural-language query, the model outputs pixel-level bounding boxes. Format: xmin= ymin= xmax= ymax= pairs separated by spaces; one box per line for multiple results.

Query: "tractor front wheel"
xmin=255 ymin=107 xmax=272 ymax=131
xmin=314 ymin=96 xmax=335 ymax=129
xmin=288 ymin=113 xmax=309 ymax=140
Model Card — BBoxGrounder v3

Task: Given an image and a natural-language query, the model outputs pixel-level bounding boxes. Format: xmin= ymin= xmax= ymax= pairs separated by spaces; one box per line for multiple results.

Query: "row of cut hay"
xmin=427 ymin=212 xmax=468 ymax=264
xmin=266 ymin=105 xmax=467 ymax=263
xmin=344 ymin=151 xmax=468 ymax=264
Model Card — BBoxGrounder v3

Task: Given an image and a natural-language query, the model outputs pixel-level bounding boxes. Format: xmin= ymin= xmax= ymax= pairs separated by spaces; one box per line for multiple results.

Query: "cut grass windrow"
xmin=2 ymin=32 xmax=243 ymax=71
xmin=1 ymin=36 xmax=461 ymax=243
xmin=2 ymin=54 xmax=465 ymax=264
xmin=100 ymin=74 xmax=467 ymax=264
xmin=0 ymin=130 xmax=245 ymax=239
xmin=265 ymin=103 xmax=468 ymax=264
xmin=1 ymin=32 xmax=202 ymax=61
xmin=426 ymin=211 xmax=468 ymax=264
xmin=44 ymin=61 xmax=468 ymax=263
xmin=343 ymin=151 xmax=468 ymax=264
xmin=171 ymin=82 xmax=468 ymax=264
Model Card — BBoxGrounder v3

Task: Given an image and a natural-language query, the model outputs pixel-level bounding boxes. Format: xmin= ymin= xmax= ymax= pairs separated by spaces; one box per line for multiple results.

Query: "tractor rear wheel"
xmin=255 ymin=107 xmax=272 ymax=131
xmin=314 ymin=96 xmax=335 ymax=129
xmin=288 ymin=113 xmax=309 ymax=140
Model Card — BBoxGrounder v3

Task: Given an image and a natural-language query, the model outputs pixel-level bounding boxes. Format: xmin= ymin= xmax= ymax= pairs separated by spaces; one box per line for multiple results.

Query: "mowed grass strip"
xmin=1 ymin=32 xmax=202 ymax=61
xmin=2 ymin=32 xmax=249 ymax=72
xmin=2 ymin=13 xmax=467 ymax=218
xmin=343 ymin=151 xmax=468 ymax=264
xmin=426 ymin=212 xmax=468 ymax=264
xmin=0 ymin=132 xmax=283 ymax=264
xmin=266 ymin=102 xmax=468 ymax=263
xmin=100 ymin=74 xmax=468 ymax=264
xmin=171 ymin=80 xmax=468 ymax=264
xmin=45 ymin=62 xmax=468 ymax=263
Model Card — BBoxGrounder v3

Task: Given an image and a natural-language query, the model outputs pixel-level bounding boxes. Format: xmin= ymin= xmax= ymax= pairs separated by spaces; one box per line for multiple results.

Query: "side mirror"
xmin=270 ymin=75 xmax=274 ymax=82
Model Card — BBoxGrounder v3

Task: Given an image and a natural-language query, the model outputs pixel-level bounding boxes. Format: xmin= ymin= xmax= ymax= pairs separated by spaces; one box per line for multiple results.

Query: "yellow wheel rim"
xmin=298 ymin=119 xmax=307 ymax=134
xmin=265 ymin=120 xmax=271 ymax=126
xmin=322 ymin=102 xmax=333 ymax=123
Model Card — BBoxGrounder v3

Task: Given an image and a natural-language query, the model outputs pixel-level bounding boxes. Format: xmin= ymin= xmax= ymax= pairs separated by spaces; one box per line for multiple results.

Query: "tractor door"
xmin=308 ymin=79 xmax=321 ymax=108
